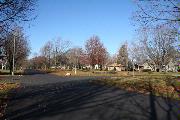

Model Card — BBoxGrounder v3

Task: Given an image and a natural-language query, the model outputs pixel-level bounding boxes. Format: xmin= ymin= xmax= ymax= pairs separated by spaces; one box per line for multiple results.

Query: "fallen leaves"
xmin=0 ymin=83 xmax=19 ymax=118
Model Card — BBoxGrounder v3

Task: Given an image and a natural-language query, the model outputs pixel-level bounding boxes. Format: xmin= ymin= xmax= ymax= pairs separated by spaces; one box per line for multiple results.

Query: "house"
xmin=134 ymin=63 xmax=144 ymax=71
xmin=94 ymin=64 xmax=104 ymax=70
xmin=0 ymin=51 xmax=6 ymax=70
xmin=94 ymin=64 xmax=99 ymax=70
xmin=142 ymin=62 xmax=155 ymax=71
xmin=163 ymin=60 xmax=178 ymax=72
xmin=0 ymin=60 xmax=7 ymax=70
xmin=107 ymin=63 xmax=125 ymax=71
xmin=134 ymin=61 xmax=155 ymax=71
xmin=136 ymin=59 xmax=178 ymax=72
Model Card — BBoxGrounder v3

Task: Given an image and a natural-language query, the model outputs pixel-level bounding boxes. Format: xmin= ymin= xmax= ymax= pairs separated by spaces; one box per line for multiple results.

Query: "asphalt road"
xmin=2 ymin=73 xmax=180 ymax=120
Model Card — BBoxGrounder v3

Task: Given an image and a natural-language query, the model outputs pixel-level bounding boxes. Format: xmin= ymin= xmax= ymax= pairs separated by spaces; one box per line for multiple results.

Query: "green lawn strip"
xmin=0 ymin=83 xmax=19 ymax=118
xmin=94 ymin=76 xmax=180 ymax=100
xmin=0 ymin=70 xmax=22 ymax=75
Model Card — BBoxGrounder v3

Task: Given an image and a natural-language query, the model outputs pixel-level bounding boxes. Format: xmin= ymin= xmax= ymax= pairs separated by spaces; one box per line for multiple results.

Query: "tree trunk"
xmin=9 ymin=61 xmax=13 ymax=74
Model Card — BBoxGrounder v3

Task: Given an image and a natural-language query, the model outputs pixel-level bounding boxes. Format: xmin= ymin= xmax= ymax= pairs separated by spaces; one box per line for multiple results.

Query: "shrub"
xmin=143 ymin=69 xmax=152 ymax=72
xmin=104 ymin=67 xmax=108 ymax=71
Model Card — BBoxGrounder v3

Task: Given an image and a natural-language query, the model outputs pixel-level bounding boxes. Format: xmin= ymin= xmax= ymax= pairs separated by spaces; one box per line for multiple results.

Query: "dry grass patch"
xmin=0 ymin=83 xmax=19 ymax=118
xmin=51 ymin=70 xmax=129 ymax=77
xmin=94 ymin=76 xmax=180 ymax=100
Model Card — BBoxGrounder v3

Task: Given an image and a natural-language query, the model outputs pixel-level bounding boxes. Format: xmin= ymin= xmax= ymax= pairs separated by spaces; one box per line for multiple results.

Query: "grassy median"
xmin=93 ymin=75 xmax=180 ymax=100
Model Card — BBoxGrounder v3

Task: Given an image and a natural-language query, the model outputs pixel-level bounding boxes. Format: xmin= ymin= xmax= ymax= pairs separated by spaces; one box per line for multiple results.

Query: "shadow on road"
xmin=4 ymin=80 xmax=180 ymax=120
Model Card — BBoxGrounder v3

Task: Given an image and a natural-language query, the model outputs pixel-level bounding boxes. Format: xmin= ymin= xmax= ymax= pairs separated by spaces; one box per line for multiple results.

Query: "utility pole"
xmin=12 ymin=34 xmax=16 ymax=76
xmin=75 ymin=56 xmax=78 ymax=75
xmin=75 ymin=65 xmax=77 ymax=75
xmin=55 ymin=47 xmax=57 ymax=68
xmin=132 ymin=59 xmax=134 ymax=77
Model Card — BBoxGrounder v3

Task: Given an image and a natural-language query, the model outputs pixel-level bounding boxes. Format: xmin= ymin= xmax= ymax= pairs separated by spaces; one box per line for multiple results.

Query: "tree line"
xmin=29 ymin=35 xmax=110 ymax=70
xmin=0 ymin=0 xmax=179 ymax=73
xmin=29 ymin=25 xmax=179 ymax=72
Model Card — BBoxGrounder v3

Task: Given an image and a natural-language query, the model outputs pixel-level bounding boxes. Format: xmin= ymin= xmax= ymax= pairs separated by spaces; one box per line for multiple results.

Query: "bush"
xmin=143 ymin=69 xmax=152 ymax=72
xmin=104 ymin=67 xmax=108 ymax=71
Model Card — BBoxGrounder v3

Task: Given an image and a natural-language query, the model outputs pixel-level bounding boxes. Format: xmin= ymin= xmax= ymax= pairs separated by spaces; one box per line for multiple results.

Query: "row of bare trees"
xmin=27 ymin=38 xmax=71 ymax=70
xmin=30 ymin=27 xmax=179 ymax=72
xmin=29 ymin=35 xmax=109 ymax=70
xmin=28 ymin=0 xmax=180 ymax=71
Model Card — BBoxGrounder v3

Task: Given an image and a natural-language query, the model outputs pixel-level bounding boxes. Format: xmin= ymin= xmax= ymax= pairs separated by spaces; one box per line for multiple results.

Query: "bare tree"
xmin=0 ymin=0 xmax=37 ymax=62
xmin=40 ymin=38 xmax=71 ymax=69
xmin=117 ymin=43 xmax=128 ymax=70
xmin=129 ymin=41 xmax=147 ymax=65
xmin=79 ymin=50 xmax=90 ymax=66
xmin=29 ymin=56 xmax=47 ymax=69
xmin=85 ymin=35 xmax=108 ymax=68
xmin=133 ymin=0 xmax=180 ymax=28
xmin=0 ymin=0 xmax=37 ymax=33
xmin=3 ymin=28 xmax=30 ymax=73
xmin=104 ymin=53 xmax=116 ymax=65
xmin=66 ymin=47 xmax=83 ymax=69
xmin=52 ymin=38 xmax=70 ymax=67
xmin=140 ymin=26 xmax=178 ymax=71
xmin=40 ymin=41 xmax=53 ymax=69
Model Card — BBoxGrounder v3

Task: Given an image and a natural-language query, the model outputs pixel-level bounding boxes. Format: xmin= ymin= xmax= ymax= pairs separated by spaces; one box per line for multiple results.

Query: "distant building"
xmin=142 ymin=62 xmax=154 ymax=71
xmin=163 ymin=59 xmax=178 ymax=72
xmin=107 ymin=63 xmax=125 ymax=71
xmin=0 ymin=47 xmax=7 ymax=70
xmin=94 ymin=64 xmax=100 ymax=70
xmin=135 ymin=59 xmax=178 ymax=72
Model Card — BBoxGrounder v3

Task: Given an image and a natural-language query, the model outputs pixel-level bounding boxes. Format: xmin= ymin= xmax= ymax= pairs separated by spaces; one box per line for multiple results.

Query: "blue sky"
xmin=24 ymin=0 xmax=136 ymax=58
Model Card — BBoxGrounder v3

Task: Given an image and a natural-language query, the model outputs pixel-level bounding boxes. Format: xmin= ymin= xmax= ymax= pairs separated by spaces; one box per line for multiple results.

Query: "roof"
xmin=107 ymin=63 xmax=122 ymax=67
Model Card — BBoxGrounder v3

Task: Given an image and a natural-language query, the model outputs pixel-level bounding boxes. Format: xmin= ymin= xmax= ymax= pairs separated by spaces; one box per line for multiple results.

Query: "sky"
xmin=24 ymin=0 xmax=137 ymax=58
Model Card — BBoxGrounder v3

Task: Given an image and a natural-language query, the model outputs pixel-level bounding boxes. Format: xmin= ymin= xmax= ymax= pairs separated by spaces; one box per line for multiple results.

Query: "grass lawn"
xmin=0 ymin=82 xmax=19 ymax=118
xmin=51 ymin=70 xmax=180 ymax=99
xmin=92 ymin=72 xmax=180 ymax=100
xmin=0 ymin=70 xmax=22 ymax=75
xmin=51 ymin=70 xmax=129 ymax=77
xmin=51 ymin=69 xmax=180 ymax=76
xmin=0 ymin=70 xmax=10 ymax=75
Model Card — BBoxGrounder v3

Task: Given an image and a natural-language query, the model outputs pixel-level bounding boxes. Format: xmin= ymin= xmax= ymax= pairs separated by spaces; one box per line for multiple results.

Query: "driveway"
xmin=3 ymin=74 xmax=180 ymax=120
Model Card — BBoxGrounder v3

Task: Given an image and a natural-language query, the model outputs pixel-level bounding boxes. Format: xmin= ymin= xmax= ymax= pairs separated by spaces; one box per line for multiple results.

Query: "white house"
xmin=138 ymin=59 xmax=178 ymax=72
xmin=0 ymin=53 xmax=7 ymax=70
xmin=164 ymin=60 xmax=177 ymax=72
xmin=142 ymin=62 xmax=154 ymax=71
xmin=94 ymin=64 xmax=100 ymax=70
xmin=107 ymin=63 xmax=125 ymax=71
xmin=134 ymin=61 xmax=155 ymax=71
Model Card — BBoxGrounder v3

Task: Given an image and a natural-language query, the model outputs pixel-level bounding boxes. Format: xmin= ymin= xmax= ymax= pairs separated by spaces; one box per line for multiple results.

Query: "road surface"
xmin=2 ymin=73 xmax=180 ymax=120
